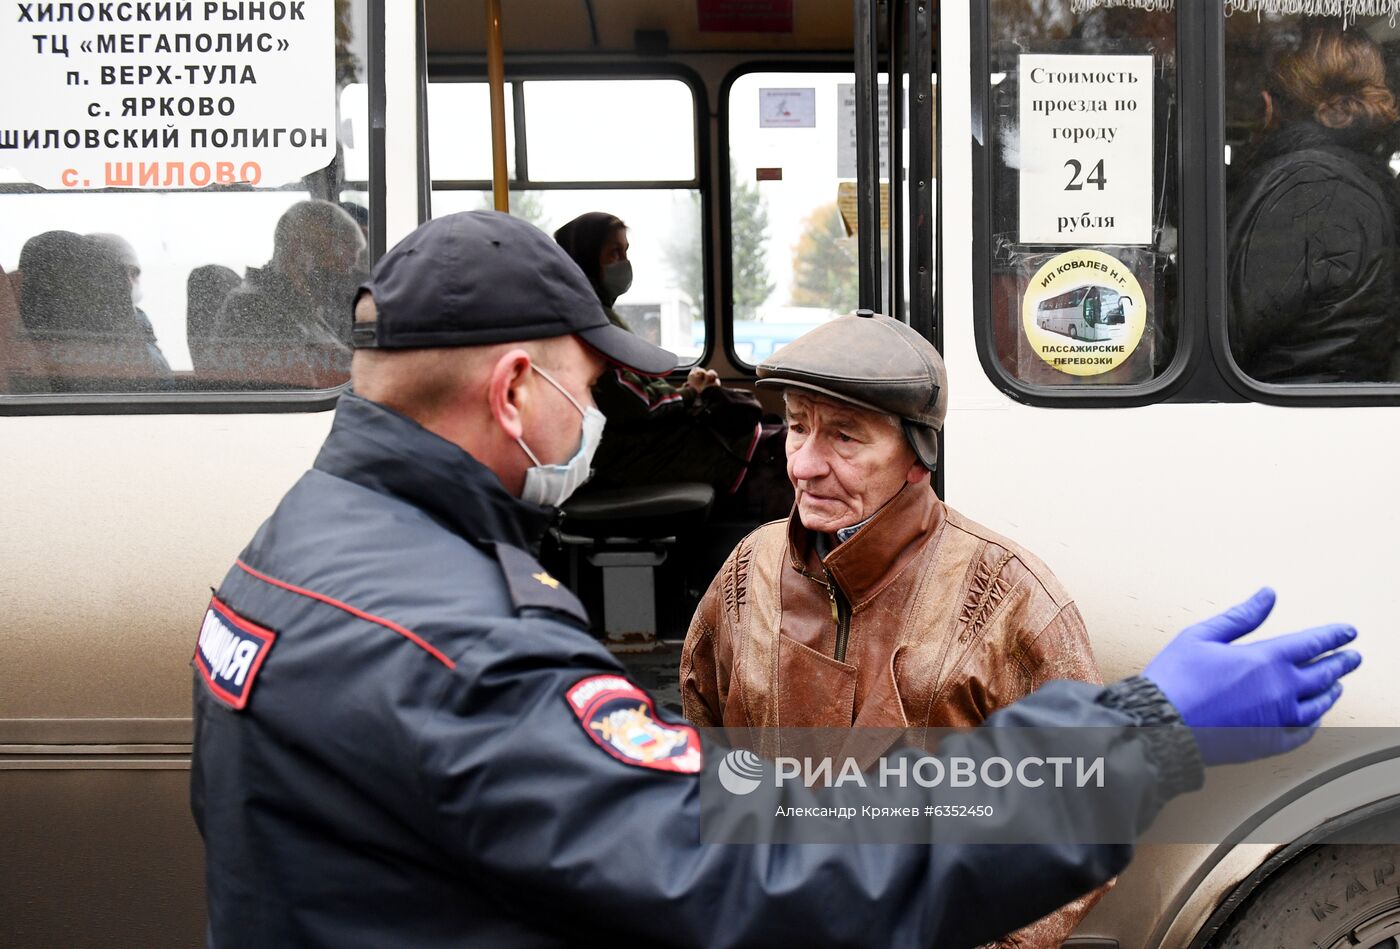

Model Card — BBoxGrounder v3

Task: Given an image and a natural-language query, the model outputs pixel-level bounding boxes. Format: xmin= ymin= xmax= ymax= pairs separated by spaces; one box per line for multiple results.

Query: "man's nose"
xmin=788 ymin=436 xmax=830 ymax=482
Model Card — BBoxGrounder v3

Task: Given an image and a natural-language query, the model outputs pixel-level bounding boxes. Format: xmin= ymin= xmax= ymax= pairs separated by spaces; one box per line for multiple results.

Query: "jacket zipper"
xmin=826 ymin=571 xmax=852 ymax=662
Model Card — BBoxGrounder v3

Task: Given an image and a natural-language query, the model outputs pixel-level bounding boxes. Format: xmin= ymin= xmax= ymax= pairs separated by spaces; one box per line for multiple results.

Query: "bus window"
xmin=1224 ymin=12 xmax=1400 ymax=387
xmin=725 ymin=70 xmax=902 ymax=366
xmin=523 ymin=79 xmax=695 ymax=182
xmin=981 ymin=2 xmax=1179 ymax=390
xmin=427 ymin=76 xmax=703 ymax=361
xmin=0 ymin=1 xmax=375 ymax=399
xmin=424 ymin=81 xmax=518 ymax=182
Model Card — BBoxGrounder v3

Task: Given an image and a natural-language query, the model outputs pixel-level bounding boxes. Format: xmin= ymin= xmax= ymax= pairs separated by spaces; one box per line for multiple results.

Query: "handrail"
xmin=485 ymin=0 xmax=509 ymax=212
xmin=853 ymin=0 xmax=881 ymax=310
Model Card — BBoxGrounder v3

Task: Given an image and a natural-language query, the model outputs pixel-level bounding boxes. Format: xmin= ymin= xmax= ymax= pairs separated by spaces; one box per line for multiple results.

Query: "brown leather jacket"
xmin=681 ymin=481 xmax=1110 ymax=948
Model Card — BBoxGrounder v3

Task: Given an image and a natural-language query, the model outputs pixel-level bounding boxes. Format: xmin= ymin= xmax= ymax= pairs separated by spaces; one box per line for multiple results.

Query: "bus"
xmin=3 ymin=2 xmax=1399 ymax=947
xmin=1036 ymin=284 xmax=1128 ymax=341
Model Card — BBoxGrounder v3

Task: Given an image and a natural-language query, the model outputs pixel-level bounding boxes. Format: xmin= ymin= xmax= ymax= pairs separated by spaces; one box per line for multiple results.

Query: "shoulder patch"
xmin=493 ymin=543 xmax=589 ymax=626
xmin=565 ymin=675 xmax=702 ymax=774
xmin=193 ymin=596 xmax=277 ymax=710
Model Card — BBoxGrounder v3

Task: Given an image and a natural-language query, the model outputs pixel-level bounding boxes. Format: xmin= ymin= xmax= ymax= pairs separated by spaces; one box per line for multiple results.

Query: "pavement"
xmin=614 ymin=640 xmax=685 ymax=716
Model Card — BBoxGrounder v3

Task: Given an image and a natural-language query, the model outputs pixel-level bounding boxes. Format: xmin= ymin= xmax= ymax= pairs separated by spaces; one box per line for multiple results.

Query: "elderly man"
xmin=681 ymin=310 xmax=1105 ymax=946
xmin=192 ymin=212 xmax=1360 ymax=947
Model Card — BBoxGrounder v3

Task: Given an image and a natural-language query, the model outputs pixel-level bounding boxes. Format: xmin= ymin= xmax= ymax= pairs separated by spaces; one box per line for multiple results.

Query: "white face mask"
xmin=516 ymin=364 xmax=606 ymax=508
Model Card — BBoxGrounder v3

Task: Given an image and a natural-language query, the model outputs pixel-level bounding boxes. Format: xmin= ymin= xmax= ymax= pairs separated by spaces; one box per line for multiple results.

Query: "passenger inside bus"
xmin=681 ymin=312 xmax=1109 ymax=947
xmin=554 ymin=211 xmax=790 ymax=518
xmin=87 ymin=232 xmax=170 ymax=374
xmin=1228 ymin=28 xmax=1400 ymax=384
xmin=186 ymin=265 xmax=242 ymax=375
xmin=16 ymin=230 xmax=172 ymax=391
xmin=208 ymin=199 xmax=366 ymax=387
xmin=0 ymin=262 xmax=46 ymax=394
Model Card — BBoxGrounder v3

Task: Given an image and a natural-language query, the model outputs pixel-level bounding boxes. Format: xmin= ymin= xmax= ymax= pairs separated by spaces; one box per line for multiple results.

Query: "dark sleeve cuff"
xmin=1098 ymin=675 xmax=1205 ymax=800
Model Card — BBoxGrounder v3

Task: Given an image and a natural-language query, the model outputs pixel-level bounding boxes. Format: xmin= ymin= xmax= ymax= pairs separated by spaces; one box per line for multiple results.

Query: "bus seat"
xmin=0 ymin=266 xmax=50 ymax=394
xmin=557 ymin=482 xmax=715 ymax=647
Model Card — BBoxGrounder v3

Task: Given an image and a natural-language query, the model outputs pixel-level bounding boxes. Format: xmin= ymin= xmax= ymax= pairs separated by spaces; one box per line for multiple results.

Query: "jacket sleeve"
xmin=411 ymin=614 xmax=1202 ymax=949
xmin=592 ymin=367 xmax=695 ymax=423
xmin=680 ymin=568 xmax=726 ymax=727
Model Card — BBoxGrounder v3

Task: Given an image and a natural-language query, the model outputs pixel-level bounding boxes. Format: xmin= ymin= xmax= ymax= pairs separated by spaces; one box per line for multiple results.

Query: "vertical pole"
xmin=907 ymin=0 xmax=935 ymax=343
xmin=485 ymin=0 xmax=509 ymax=213
xmin=368 ymin=0 xmax=386 ymax=260
xmin=415 ymin=0 xmax=431 ymax=223
xmin=888 ymin=0 xmax=906 ymax=322
xmin=511 ymin=81 xmax=530 ymax=183
xmin=853 ymin=0 xmax=881 ymax=311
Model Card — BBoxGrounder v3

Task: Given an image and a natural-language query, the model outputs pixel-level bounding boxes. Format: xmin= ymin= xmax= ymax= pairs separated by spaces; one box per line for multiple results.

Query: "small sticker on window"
xmin=1021 ymin=248 xmax=1148 ymax=377
xmin=759 ymin=87 xmax=815 ymax=128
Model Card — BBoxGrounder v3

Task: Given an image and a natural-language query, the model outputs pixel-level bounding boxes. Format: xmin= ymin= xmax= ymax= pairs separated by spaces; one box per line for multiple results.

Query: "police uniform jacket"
xmin=191 ymin=392 xmax=1202 ymax=948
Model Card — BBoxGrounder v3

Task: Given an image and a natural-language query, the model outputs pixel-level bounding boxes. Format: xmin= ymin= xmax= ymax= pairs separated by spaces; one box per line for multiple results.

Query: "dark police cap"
xmin=351 ymin=210 xmax=676 ymax=376
xmin=756 ymin=310 xmax=948 ymax=469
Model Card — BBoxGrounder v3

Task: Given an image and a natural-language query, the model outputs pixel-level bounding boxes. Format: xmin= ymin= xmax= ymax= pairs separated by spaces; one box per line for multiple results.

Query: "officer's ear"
xmin=485 ymin=348 xmax=534 ymax=441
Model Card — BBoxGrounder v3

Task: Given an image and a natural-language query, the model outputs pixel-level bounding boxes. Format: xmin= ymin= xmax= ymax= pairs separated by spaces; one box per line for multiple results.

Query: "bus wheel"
xmin=1069 ymin=326 xmax=1078 ymax=339
xmin=1211 ymin=843 xmax=1400 ymax=948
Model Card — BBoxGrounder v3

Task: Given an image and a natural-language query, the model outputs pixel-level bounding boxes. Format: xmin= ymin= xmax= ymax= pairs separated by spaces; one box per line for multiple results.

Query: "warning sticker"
xmin=0 ymin=1 xmax=335 ymax=190
xmin=1021 ymin=249 xmax=1146 ymax=376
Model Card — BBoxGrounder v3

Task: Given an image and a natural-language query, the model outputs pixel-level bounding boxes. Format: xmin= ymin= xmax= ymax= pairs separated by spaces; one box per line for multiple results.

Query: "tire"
xmin=1212 ymin=844 xmax=1400 ymax=948
xmin=1069 ymin=325 xmax=1078 ymax=339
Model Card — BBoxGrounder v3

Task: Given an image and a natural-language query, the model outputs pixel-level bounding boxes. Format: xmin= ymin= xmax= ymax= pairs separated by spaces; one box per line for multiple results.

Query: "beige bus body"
xmin=2 ymin=2 xmax=1397 ymax=946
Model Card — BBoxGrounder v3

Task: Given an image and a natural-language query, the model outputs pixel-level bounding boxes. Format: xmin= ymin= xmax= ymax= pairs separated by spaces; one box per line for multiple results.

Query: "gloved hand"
xmin=1143 ymin=587 xmax=1361 ymax=764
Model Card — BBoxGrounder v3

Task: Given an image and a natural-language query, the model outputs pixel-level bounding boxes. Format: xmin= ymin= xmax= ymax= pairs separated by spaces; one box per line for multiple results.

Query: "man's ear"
xmin=486 ymin=348 xmax=533 ymax=442
xmin=906 ymin=458 xmax=931 ymax=485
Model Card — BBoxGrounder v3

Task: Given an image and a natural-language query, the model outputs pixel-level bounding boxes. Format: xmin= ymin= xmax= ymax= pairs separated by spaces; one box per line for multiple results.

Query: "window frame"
xmin=718 ymin=59 xmax=872 ymax=374
xmin=1201 ymin=3 xmax=1400 ymax=408
xmin=0 ymin=0 xmax=394 ymax=417
xmin=970 ymin=0 xmax=1210 ymax=408
xmin=972 ymin=0 xmax=1400 ymax=408
xmin=424 ymin=60 xmax=713 ymax=370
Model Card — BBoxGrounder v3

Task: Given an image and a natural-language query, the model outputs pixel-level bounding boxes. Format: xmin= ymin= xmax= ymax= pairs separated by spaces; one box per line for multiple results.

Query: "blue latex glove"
xmin=1143 ymin=587 xmax=1361 ymax=764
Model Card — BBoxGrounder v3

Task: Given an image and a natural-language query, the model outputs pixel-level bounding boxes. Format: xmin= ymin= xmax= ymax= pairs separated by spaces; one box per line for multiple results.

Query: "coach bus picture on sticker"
xmin=1021 ymin=249 xmax=1146 ymax=377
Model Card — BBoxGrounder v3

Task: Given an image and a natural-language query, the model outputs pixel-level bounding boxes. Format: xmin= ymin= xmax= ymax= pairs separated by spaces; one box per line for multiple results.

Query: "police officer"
xmin=191 ymin=210 xmax=1361 ymax=948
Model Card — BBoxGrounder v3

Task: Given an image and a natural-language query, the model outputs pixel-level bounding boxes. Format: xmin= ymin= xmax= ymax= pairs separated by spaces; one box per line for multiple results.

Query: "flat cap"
xmin=352 ymin=210 xmax=676 ymax=376
xmin=756 ymin=310 xmax=947 ymax=469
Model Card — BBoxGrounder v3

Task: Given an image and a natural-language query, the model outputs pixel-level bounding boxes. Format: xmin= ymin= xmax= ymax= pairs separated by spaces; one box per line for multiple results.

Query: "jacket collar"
xmin=314 ymin=391 xmax=557 ymax=555
xmin=787 ymin=480 xmax=944 ymax=605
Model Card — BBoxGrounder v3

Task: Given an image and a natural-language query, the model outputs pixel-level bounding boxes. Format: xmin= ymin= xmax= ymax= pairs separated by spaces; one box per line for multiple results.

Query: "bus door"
xmin=848 ymin=0 xmax=939 ymax=480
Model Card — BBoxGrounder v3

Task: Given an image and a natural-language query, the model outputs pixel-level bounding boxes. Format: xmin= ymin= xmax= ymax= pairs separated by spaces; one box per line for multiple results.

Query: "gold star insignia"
xmin=532 ymin=571 xmax=561 ymax=590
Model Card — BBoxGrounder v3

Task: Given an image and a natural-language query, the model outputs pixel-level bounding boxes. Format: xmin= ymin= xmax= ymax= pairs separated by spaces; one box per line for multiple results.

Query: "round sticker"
xmin=1021 ymin=250 xmax=1147 ymax=377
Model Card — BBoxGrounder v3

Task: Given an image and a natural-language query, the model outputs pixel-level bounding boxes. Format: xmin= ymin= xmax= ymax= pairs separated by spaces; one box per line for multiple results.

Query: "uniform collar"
xmin=314 ymin=391 xmax=557 ymax=555
xmin=789 ymin=481 xmax=944 ymax=605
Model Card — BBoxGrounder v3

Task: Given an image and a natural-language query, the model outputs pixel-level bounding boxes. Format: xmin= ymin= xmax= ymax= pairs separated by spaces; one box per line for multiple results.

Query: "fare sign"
xmin=0 ymin=1 xmax=335 ymax=190
xmin=1017 ymin=54 xmax=1154 ymax=246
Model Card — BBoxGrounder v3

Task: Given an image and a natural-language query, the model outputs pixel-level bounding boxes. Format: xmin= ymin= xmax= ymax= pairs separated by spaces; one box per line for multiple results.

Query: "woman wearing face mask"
xmin=554 ymin=212 xmax=779 ymax=509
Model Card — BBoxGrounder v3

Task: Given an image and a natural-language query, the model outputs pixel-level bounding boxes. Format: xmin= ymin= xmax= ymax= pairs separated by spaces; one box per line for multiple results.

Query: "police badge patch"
xmin=193 ymin=596 xmax=277 ymax=710
xmin=565 ymin=675 xmax=702 ymax=774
